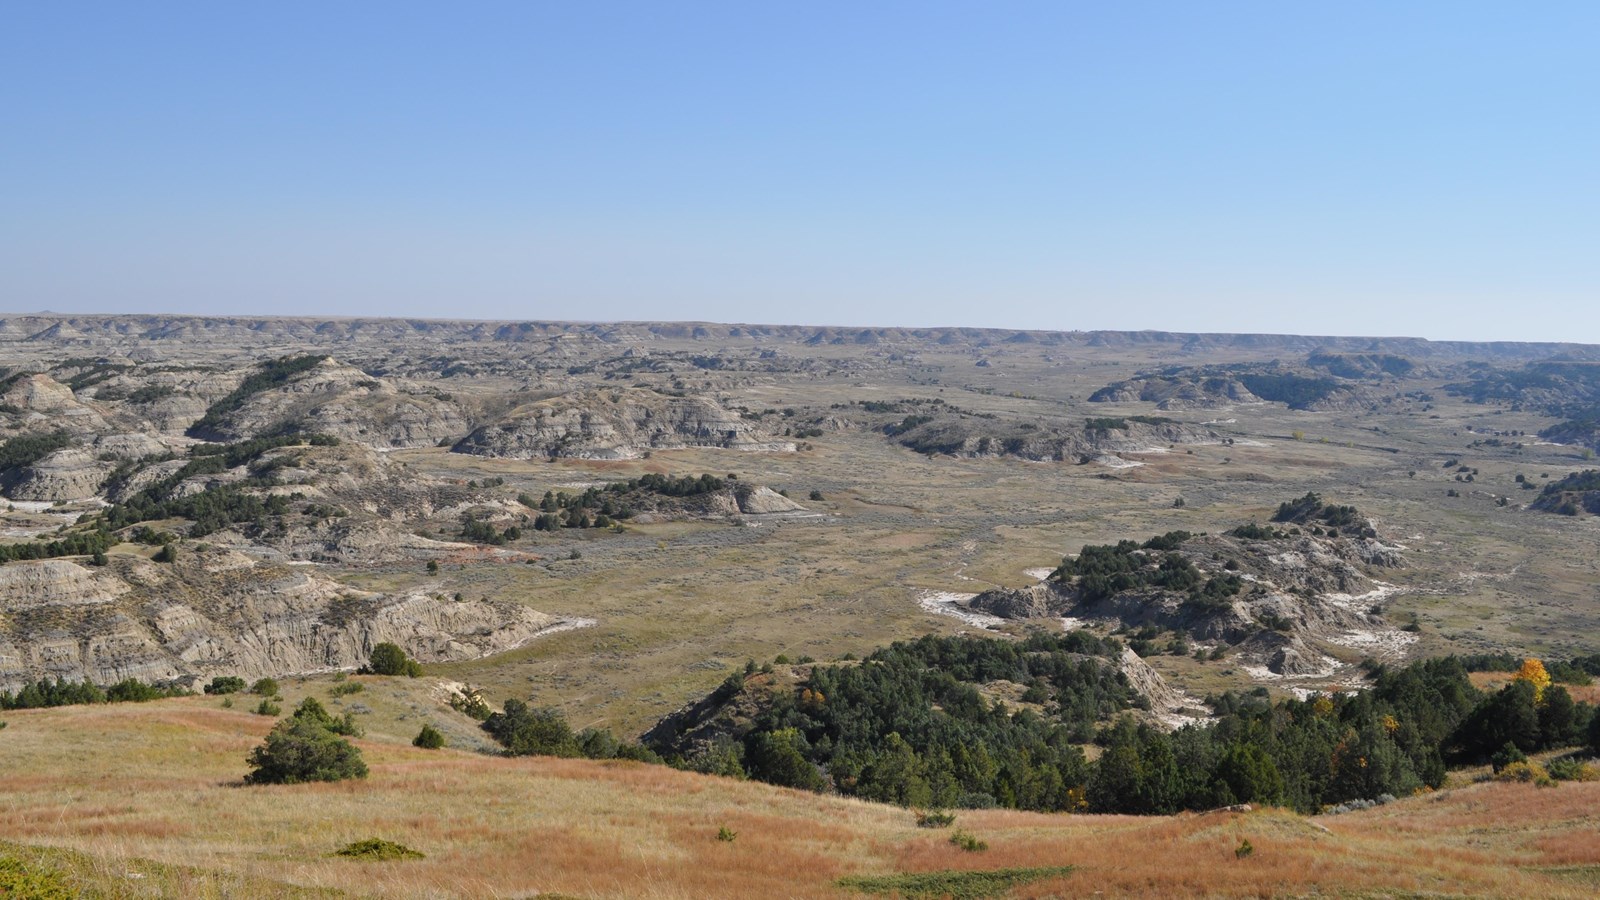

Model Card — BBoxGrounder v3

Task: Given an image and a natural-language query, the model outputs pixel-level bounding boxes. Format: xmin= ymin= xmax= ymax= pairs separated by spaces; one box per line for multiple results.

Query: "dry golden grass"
xmin=3 ymin=699 xmax=1599 ymax=898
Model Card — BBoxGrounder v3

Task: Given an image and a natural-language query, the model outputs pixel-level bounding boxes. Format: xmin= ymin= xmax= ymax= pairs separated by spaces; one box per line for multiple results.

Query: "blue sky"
xmin=2 ymin=2 xmax=1597 ymax=341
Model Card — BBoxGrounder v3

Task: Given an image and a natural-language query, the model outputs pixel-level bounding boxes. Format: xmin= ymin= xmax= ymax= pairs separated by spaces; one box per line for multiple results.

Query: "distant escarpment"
xmin=452 ymin=388 xmax=795 ymax=460
xmin=5 ymin=313 xmax=1600 ymax=362
xmin=970 ymin=495 xmax=1408 ymax=677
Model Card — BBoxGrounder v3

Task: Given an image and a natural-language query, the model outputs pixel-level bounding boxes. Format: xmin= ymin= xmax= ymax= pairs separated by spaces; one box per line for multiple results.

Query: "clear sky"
xmin=2 ymin=2 xmax=1596 ymax=341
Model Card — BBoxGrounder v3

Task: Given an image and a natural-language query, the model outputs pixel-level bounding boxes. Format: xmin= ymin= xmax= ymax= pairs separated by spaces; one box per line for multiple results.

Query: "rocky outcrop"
xmin=0 ymin=447 xmax=111 ymax=501
xmin=454 ymin=388 xmax=795 ymax=460
xmin=1117 ymin=648 xmax=1194 ymax=715
xmin=1528 ymin=471 xmax=1600 ymax=517
xmin=1090 ymin=375 xmax=1263 ymax=410
xmin=889 ymin=415 xmax=1219 ymax=461
xmin=1 ymin=374 xmax=109 ymax=433
xmin=1090 ymin=365 xmax=1383 ymax=412
xmin=968 ymin=582 xmax=1067 ymax=619
xmin=642 ymin=665 xmax=811 ymax=758
xmin=1241 ymin=631 xmax=1338 ymax=677
xmin=971 ymin=529 xmax=1404 ymax=676
xmin=0 ymin=560 xmax=128 ymax=609
xmin=1539 ymin=420 xmax=1600 ymax=455
xmin=190 ymin=357 xmax=473 ymax=447
xmin=237 ymin=517 xmax=471 ymax=564
xmin=0 ymin=552 xmax=567 ymax=691
xmin=734 ymin=485 xmax=805 ymax=514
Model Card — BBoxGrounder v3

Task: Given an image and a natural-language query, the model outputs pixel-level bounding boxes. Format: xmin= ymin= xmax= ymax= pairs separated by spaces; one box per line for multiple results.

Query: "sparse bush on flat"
xmin=413 ymin=724 xmax=446 ymax=749
xmin=245 ymin=716 xmax=367 ymax=785
xmin=333 ymin=838 xmax=422 ymax=861
xmin=330 ymin=680 xmax=364 ymax=697
xmin=948 ymin=829 xmax=987 ymax=852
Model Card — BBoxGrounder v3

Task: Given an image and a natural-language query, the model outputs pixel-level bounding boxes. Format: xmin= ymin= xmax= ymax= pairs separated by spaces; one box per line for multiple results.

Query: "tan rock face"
xmin=5 ymin=374 xmax=81 ymax=412
xmin=2 ymin=374 xmax=110 ymax=433
xmin=0 ymin=560 xmax=128 ymax=609
xmin=735 ymin=485 xmax=805 ymax=514
xmin=190 ymin=358 xmax=473 ymax=448
xmin=0 ymin=555 xmax=565 ymax=692
xmin=454 ymin=388 xmax=795 ymax=459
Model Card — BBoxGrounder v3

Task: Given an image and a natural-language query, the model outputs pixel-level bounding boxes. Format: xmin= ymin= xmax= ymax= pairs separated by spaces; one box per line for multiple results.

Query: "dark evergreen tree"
xmin=244 ymin=717 xmax=368 ymax=784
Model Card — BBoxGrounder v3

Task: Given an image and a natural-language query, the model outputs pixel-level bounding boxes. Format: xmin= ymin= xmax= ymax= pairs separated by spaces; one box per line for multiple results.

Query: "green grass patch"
xmin=837 ymin=865 xmax=1074 ymax=898
xmin=0 ymin=839 xmax=334 ymax=898
xmin=1533 ymin=864 xmax=1600 ymax=887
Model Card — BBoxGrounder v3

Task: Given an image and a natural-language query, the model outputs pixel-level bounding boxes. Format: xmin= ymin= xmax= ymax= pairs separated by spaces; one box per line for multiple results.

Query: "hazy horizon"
xmin=8 ymin=307 xmax=1600 ymax=348
xmin=4 ymin=2 xmax=1597 ymax=344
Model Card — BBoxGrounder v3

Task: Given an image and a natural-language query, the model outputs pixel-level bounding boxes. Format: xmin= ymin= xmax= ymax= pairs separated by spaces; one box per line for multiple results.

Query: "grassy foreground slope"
xmin=2 ymin=699 xmax=1599 ymax=898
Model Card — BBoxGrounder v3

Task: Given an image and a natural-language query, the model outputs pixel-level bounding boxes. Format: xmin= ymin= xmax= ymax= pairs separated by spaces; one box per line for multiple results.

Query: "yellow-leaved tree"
xmin=1514 ymin=658 xmax=1551 ymax=703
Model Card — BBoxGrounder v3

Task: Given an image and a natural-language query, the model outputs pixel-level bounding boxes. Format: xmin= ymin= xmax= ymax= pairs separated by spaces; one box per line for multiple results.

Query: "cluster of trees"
xmin=1443 ymin=360 xmax=1600 ymax=415
xmin=1306 ymin=352 xmax=1414 ymax=379
xmin=1105 ymin=658 xmax=1595 ymax=815
xmin=1227 ymin=523 xmax=1298 ymax=541
xmin=0 ymin=676 xmax=188 ymax=710
xmin=883 ymin=414 xmax=937 ymax=437
xmin=673 ymin=633 xmax=1141 ymax=811
xmin=188 ymin=354 xmax=329 ymax=436
xmin=100 ymin=434 xmax=336 ymax=536
xmin=481 ymin=699 xmax=661 ymax=762
xmin=459 ymin=513 xmax=521 ymax=545
xmin=0 ymin=527 xmax=112 ymax=564
xmin=859 ymin=399 xmax=944 ymax=414
xmin=517 ymin=473 xmax=730 ymax=530
xmin=57 ymin=359 xmax=131 ymax=391
xmin=1542 ymin=470 xmax=1600 ymax=496
xmin=1448 ymin=663 xmax=1590 ymax=761
xmin=668 ymin=648 xmax=1598 ymax=815
xmin=1048 ymin=531 xmax=1241 ymax=609
xmin=1459 ymin=653 xmax=1599 ymax=685
xmin=1083 ymin=416 xmax=1175 ymax=432
xmin=1235 ymin=373 xmax=1342 ymax=409
xmin=122 ymin=384 xmax=177 ymax=405
xmin=1271 ymin=493 xmax=1375 ymax=538
xmin=0 ymin=430 xmax=75 ymax=474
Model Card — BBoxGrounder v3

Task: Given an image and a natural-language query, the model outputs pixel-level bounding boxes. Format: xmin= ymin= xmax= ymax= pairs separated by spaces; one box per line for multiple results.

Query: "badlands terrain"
xmin=2 ymin=314 xmax=1600 ymax=897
